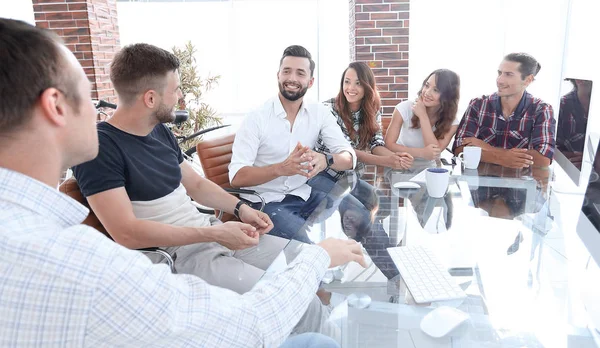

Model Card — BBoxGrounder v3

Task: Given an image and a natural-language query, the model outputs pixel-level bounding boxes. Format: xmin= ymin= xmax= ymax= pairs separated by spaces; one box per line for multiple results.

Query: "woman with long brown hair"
xmin=308 ymin=62 xmax=412 ymax=283
xmin=313 ymin=61 xmax=413 ymax=183
xmin=385 ymin=69 xmax=461 ymax=160
xmin=308 ymin=61 xmax=413 ymax=214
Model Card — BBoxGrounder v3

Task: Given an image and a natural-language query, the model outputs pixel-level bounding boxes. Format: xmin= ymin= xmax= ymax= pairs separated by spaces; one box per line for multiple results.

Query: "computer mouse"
xmin=346 ymin=293 xmax=371 ymax=309
xmin=420 ymin=306 xmax=469 ymax=338
xmin=393 ymin=181 xmax=421 ymax=189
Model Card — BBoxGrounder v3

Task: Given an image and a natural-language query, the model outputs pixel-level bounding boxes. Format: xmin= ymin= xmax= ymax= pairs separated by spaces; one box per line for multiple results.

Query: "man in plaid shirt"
xmin=453 ymin=53 xmax=556 ymax=168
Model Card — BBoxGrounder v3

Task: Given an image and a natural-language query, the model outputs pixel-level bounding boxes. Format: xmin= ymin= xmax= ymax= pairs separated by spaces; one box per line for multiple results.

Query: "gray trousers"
xmin=167 ymin=232 xmax=288 ymax=294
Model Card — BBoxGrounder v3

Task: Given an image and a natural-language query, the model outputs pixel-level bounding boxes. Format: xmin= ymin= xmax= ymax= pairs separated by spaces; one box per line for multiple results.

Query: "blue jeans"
xmin=308 ymin=172 xmax=400 ymax=279
xmin=252 ymin=189 xmax=329 ymax=244
xmin=280 ymin=333 xmax=339 ymax=348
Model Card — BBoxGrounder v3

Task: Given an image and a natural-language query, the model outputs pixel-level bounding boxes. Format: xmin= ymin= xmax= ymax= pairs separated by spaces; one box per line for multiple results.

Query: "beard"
xmin=278 ymin=81 xmax=309 ymax=102
xmin=154 ymin=102 xmax=176 ymax=124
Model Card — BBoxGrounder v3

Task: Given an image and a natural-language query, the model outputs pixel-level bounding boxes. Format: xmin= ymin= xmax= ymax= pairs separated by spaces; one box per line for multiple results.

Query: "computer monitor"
xmin=577 ymin=139 xmax=600 ymax=264
xmin=554 ymin=78 xmax=593 ymax=186
xmin=577 ymin=136 xmax=600 ymax=334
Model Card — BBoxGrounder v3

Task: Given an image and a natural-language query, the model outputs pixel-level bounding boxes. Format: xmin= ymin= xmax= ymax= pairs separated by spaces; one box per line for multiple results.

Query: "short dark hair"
xmin=503 ymin=52 xmax=541 ymax=80
xmin=279 ymin=45 xmax=315 ymax=77
xmin=0 ymin=19 xmax=78 ymax=135
xmin=110 ymin=43 xmax=180 ymax=105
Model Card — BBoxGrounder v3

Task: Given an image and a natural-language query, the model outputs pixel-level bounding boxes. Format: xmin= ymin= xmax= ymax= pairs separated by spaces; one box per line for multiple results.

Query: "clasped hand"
xmin=214 ymin=205 xmax=274 ymax=250
xmin=276 ymin=142 xmax=327 ymax=179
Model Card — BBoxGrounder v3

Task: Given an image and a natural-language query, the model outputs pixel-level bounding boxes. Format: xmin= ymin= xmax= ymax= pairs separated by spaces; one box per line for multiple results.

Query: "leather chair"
xmin=58 ymin=178 xmax=176 ymax=273
xmin=195 ymin=133 xmax=265 ymax=222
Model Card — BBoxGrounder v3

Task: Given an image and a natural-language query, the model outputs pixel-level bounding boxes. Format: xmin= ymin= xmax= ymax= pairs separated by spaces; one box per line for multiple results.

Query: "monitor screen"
xmin=582 ymin=141 xmax=600 ymax=231
xmin=554 ymin=78 xmax=593 ymax=185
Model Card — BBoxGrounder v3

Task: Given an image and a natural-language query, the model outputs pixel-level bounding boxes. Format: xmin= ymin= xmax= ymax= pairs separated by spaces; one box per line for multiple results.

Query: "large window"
xmin=409 ymin=0 xmax=570 ymax=116
xmin=117 ymin=0 xmax=350 ymax=126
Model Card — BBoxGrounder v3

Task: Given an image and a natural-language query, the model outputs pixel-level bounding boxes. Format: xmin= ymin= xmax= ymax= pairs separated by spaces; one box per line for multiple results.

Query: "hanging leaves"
xmin=171 ymin=41 xmax=222 ymax=151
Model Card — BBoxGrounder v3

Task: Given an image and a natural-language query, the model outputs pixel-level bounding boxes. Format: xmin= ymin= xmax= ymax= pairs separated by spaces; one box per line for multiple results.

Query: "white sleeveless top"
xmin=394 ymin=100 xmax=460 ymax=148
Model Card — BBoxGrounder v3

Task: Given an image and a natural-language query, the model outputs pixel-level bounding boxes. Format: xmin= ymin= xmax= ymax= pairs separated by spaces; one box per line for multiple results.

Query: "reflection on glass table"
xmin=556 ymin=78 xmax=593 ymax=172
xmin=260 ymin=163 xmax=597 ymax=347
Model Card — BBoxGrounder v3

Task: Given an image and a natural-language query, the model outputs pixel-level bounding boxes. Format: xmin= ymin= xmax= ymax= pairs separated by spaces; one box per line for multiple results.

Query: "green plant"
xmin=171 ymin=41 xmax=222 ymax=152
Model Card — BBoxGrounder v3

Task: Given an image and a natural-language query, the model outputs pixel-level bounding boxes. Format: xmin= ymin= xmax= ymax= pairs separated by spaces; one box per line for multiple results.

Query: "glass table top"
xmin=262 ymin=157 xmax=598 ymax=348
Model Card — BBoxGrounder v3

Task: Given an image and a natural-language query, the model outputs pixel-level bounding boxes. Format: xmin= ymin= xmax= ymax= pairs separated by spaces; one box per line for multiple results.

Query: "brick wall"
xmin=349 ymin=0 xmax=410 ymax=182
xmin=33 ymin=0 xmax=120 ymax=104
xmin=349 ymin=0 xmax=409 ymax=118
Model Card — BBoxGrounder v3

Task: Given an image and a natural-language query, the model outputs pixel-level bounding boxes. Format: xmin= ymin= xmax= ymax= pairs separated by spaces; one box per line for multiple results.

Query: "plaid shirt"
xmin=557 ymin=89 xmax=587 ymax=153
xmin=453 ymin=92 xmax=556 ymax=159
xmin=0 ymin=167 xmax=330 ymax=347
xmin=315 ymin=101 xmax=385 ymax=179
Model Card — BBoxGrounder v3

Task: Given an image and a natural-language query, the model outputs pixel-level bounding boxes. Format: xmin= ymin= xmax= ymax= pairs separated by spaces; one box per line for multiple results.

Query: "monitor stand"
xmin=551 ymin=161 xmax=587 ymax=195
xmin=581 ymin=259 xmax=600 ymax=341
xmin=576 ymin=210 xmax=600 ymax=343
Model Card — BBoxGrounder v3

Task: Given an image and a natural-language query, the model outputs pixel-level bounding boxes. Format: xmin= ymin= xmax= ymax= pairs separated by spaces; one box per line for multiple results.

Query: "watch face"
xmin=327 ymin=154 xmax=334 ymax=166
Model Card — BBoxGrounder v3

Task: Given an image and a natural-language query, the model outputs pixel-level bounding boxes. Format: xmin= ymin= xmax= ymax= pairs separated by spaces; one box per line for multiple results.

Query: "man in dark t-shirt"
xmin=73 ymin=43 xmax=336 ymax=336
xmin=72 ymin=45 xmax=287 ymax=294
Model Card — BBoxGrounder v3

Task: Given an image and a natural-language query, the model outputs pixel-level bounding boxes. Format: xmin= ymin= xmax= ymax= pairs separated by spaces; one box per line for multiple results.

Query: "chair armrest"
xmin=138 ymin=248 xmax=177 ymax=273
xmin=189 ymin=200 xmax=216 ymax=215
xmin=187 ymin=189 xmax=266 ymax=221
xmin=180 ymin=124 xmax=230 ymax=143
xmin=224 ymin=188 xmax=266 ymax=212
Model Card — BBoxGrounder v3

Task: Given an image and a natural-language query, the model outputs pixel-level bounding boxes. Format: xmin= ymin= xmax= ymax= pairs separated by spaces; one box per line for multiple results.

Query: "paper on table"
xmin=409 ymin=169 xmax=427 ymax=184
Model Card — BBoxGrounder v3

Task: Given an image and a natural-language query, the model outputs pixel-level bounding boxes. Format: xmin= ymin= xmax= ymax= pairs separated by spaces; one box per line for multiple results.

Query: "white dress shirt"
xmin=229 ymin=96 xmax=356 ymax=203
xmin=0 ymin=167 xmax=330 ymax=347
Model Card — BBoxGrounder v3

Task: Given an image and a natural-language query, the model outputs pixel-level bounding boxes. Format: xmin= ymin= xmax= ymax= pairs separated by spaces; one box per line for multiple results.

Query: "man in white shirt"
xmin=230 ymin=45 xmax=356 ymax=243
xmin=0 ymin=19 xmax=366 ymax=347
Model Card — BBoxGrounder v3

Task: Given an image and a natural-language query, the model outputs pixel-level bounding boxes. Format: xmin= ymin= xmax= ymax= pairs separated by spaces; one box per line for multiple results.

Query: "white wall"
xmin=1 ymin=0 xmax=35 ymax=24
xmin=409 ymin=0 xmax=570 ymax=116
xmin=10 ymin=0 xmax=595 ymax=134
xmin=117 ymin=0 xmax=350 ymax=127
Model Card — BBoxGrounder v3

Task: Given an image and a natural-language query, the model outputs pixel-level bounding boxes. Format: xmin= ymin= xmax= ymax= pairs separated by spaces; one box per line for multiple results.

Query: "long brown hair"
xmin=411 ymin=69 xmax=460 ymax=139
xmin=335 ymin=62 xmax=381 ymax=150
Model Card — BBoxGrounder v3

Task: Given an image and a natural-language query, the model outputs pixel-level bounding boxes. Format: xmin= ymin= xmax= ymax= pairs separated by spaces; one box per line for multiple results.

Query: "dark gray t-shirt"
xmin=73 ymin=122 xmax=184 ymax=201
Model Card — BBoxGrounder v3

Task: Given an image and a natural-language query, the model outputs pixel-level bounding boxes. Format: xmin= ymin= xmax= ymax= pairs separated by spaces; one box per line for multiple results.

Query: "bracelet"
xmin=233 ymin=200 xmax=247 ymax=219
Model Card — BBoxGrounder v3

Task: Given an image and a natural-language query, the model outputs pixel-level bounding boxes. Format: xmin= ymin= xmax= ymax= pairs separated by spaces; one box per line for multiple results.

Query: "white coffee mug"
xmin=425 ymin=168 xmax=450 ymax=198
xmin=458 ymin=146 xmax=482 ymax=169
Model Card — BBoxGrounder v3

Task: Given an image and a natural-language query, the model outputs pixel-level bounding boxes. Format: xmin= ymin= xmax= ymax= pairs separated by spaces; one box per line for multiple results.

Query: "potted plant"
xmin=171 ymin=41 xmax=222 ymax=153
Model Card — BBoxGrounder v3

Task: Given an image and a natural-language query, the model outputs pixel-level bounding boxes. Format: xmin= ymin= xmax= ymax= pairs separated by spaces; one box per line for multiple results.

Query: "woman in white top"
xmin=385 ymin=69 xmax=461 ymax=160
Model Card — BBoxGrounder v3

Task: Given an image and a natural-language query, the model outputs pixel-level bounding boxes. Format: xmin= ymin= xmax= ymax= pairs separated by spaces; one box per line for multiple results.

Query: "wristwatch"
xmin=325 ymin=154 xmax=334 ymax=168
xmin=233 ymin=200 xmax=248 ymax=219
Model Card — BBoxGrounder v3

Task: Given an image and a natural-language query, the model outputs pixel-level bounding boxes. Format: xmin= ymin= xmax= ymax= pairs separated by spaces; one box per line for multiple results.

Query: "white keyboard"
xmin=387 ymin=245 xmax=467 ymax=304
